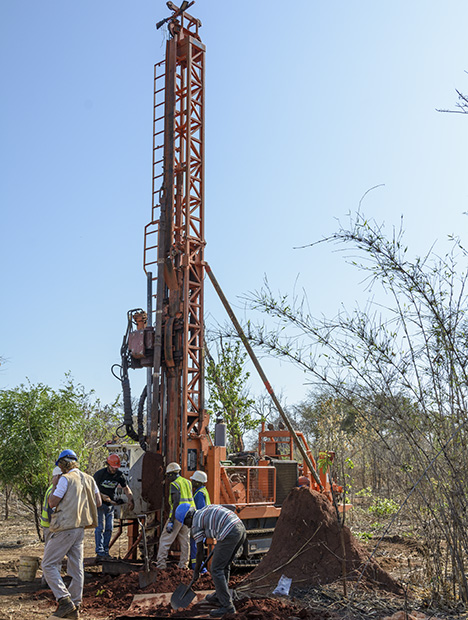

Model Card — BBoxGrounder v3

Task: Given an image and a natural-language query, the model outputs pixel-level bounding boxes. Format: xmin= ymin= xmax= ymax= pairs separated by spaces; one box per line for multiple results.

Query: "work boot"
xmin=205 ymin=592 xmax=220 ymax=604
xmin=49 ymin=595 xmax=76 ymax=618
xmin=209 ymin=606 xmax=235 ymax=617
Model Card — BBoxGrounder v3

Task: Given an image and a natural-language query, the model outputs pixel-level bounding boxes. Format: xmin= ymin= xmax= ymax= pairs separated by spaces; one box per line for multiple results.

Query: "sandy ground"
xmin=0 ymin=506 xmax=455 ymax=620
xmin=0 ymin=512 xmax=103 ymax=620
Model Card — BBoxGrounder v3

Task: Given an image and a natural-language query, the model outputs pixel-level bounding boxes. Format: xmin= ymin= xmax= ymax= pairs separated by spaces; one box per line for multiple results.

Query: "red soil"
xmin=223 ymin=596 xmax=338 ymax=620
xmin=114 ymin=594 xmax=339 ymax=619
xmin=243 ymin=488 xmax=402 ymax=595
xmin=36 ymin=566 xmax=244 ymax=617
xmin=36 ymin=488 xmax=400 ymax=617
xmin=78 ymin=567 xmax=218 ymax=615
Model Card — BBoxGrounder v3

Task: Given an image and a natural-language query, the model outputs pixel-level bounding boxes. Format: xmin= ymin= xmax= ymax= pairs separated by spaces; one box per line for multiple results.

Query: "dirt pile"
xmin=36 ymin=566 xmax=242 ymax=617
xmin=223 ymin=596 xmax=339 ymax=620
xmin=122 ymin=595 xmax=337 ymax=619
xmin=78 ymin=567 xmax=214 ymax=615
xmin=243 ymin=488 xmax=401 ymax=594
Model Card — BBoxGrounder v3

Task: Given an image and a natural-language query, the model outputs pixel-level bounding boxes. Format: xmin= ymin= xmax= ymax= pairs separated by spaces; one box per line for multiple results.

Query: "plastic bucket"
xmin=18 ymin=555 xmax=40 ymax=581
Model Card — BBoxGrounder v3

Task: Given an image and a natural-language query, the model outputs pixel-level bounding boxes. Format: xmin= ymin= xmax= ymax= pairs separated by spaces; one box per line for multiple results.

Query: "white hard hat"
xmin=191 ymin=470 xmax=207 ymax=483
xmin=52 ymin=466 xmax=62 ymax=476
xmin=166 ymin=462 xmax=181 ymax=474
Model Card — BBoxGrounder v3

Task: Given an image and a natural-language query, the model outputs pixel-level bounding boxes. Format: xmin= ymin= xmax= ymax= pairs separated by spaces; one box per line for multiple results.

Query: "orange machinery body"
xmin=258 ymin=426 xmax=343 ymax=498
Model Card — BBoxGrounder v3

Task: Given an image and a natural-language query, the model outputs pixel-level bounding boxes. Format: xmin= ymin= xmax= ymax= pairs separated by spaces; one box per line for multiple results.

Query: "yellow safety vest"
xmin=40 ymin=484 xmax=53 ymax=528
xmin=169 ymin=476 xmax=195 ymax=510
xmin=194 ymin=485 xmax=211 ymax=508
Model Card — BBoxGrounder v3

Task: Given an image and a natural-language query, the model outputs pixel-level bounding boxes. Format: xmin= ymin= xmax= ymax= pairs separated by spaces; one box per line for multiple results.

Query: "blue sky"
xmin=1 ymin=1 xmax=468 ymax=410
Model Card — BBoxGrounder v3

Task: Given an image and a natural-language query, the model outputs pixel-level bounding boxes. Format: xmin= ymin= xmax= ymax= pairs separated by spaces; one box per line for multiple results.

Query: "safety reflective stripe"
xmin=169 ymin=476 xmax=195 ymax=509
xmin=40 ymin=485 xmax=53 ymax=528
xmin=194 ymin=486 xmax=211 ymax=507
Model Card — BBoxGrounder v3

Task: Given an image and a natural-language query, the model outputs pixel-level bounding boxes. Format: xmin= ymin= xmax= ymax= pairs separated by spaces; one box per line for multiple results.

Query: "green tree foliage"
xmin=0 ymin=376 xmax=120 ymax=537
xmin=206 ymin=340 xmax=257 ymax=452
xmin=293 ymin=391 xmax=360 ymax=445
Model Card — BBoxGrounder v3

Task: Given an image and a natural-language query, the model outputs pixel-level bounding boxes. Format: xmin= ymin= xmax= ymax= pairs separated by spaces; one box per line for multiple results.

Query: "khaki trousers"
xmin=41 ymin=527 xmax=84 ymax=606
xmin=41 ymin=527 xmax=63 ymax=587
xmin=156 ymin=518 xmax=190 ymax=569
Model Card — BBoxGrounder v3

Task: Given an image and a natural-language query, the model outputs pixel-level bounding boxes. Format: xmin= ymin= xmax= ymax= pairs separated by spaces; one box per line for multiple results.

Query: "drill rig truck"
xmin=112 ymin=2 xmax=342 ymax=567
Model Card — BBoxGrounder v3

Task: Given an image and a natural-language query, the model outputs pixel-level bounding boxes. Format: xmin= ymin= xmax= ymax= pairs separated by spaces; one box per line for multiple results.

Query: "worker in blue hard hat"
xmin=55 ymin=449 xmax=78 ymax=466
xmin=156 ymin=462 xmax=195 ymax=570
xmin=175 ymin=503 xmax=246 ymax=617
xmin=189 ymin=471 xmax=211 ymax=571
xmin=42 ymin=449 xmax=101 ymax=619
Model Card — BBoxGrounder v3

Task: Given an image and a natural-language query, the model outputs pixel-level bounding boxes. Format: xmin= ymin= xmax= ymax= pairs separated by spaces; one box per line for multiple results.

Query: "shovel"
xmin=170 ymin=548 xmax=214 ymax=610
xmin=138 ymin=517 xmax=158 ymax=588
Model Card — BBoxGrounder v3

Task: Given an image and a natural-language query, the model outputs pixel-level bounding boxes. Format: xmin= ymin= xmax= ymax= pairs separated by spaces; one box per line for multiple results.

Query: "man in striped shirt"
xmin=175 ymin=504 xmax=246 ymax=617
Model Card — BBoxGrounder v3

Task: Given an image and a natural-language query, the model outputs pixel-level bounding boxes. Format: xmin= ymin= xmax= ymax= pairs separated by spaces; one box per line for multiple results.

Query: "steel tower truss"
xmin=144 ymin=5 xmax=206 ymax=473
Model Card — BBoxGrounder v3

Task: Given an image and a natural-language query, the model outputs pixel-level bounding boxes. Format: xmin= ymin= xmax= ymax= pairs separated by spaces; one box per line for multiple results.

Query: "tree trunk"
xmin=3 ymin=485 xmax=12 ymax=520
xmin=33 ymin=503 xmax=42 ymax=540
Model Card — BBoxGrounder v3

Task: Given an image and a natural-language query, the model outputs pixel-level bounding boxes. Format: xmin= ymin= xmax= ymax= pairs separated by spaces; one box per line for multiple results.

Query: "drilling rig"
xmin=112 ymin=1 xmax=342 ymax=567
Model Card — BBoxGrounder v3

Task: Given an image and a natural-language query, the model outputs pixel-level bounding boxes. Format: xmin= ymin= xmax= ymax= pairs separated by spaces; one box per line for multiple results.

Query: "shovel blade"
xmin=171 ymin=583 xmax=196 ymax=610
xmin=138 ymin=568 xmax=158 ymax=589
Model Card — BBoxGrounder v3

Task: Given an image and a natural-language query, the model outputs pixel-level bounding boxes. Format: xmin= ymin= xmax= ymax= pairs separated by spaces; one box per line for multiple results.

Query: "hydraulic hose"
xmin=137 ymin=386 xmax=148 ymax=451
xmin=122 ymin=374 xmax=139 ymax=442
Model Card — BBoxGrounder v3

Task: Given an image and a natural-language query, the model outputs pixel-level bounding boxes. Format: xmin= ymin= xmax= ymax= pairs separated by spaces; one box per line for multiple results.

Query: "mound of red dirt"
xmin=223 ymin=596 xmax=338 ymax=620
xmin=72 ymin=566 xmax=243 ymax=616
xmin=243 ymin=488 xmax=401 ymax=595
xmin=120 ymin=594 xmax=338 ymax=619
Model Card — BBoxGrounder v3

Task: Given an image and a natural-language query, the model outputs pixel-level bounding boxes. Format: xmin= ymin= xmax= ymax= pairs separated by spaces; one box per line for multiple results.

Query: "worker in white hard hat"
xmin=189 ymin=470 xmax=211 ymax=570
xmin=191 ymin=470 xmax=211 ymax=509
xmin=155 ymin=462 xmax=195 ymax=569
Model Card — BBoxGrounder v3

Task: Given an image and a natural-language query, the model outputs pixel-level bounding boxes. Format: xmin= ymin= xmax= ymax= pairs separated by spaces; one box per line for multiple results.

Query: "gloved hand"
xmin=166 ymin=522 xmax=174 ymax=533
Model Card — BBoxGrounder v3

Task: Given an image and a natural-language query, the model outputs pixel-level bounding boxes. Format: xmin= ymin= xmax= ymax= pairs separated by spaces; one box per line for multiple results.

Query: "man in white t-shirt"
xmin=42 ymin=449 xmax=101 ymax=619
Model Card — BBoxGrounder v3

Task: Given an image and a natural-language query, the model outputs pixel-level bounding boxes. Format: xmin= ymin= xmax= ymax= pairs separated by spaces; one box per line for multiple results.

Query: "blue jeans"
xmin=95 ymin=504 xmax=114 ymax=556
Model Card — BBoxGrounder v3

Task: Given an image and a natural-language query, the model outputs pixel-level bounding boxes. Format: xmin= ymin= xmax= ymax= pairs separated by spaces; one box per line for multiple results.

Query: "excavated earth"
xmin=120 ymin=593 xmax=338 ymax=619
xmin=0 ymin=494 xmax=453 ymax=619
xmin=36 ymin=567 xmax=328 ymax=619
xmin=52 ymin=487 xmax=401 ymax=618
xmin=36 ymin=567 xmax=240 ymax=617
xmin=242 ymin=487 xmax=402 ymax=596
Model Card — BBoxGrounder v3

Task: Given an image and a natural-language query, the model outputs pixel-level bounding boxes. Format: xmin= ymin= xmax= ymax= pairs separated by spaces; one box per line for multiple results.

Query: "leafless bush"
xmin=246 ymin=212 xmax=468 ymax=602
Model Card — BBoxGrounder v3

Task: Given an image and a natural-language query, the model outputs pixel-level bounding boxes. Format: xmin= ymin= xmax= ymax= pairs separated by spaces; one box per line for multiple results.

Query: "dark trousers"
xmin=210 ymin=522 xmax=246 ymax=609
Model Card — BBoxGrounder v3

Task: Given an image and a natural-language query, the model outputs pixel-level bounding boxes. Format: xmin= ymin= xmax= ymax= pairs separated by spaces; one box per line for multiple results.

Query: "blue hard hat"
xmin=55 ymin=449 xmax=78 ymax=466
xmin=175 ymin=503 xmax=195 ymax=524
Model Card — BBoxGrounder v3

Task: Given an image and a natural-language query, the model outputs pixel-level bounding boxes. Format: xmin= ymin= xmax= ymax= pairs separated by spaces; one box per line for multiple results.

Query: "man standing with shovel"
xmin=174 ymin=504 xmax=246 ymax=617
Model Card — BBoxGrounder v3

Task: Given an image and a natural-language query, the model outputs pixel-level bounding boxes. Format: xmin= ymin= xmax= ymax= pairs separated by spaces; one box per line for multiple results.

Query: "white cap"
xmin=191 ymin=470 xmax=207 ymax=483
xmin=166 ymin=462 xmax=181 ymax=474
xmin=52 ymin=466 xmax=62 ymax=476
